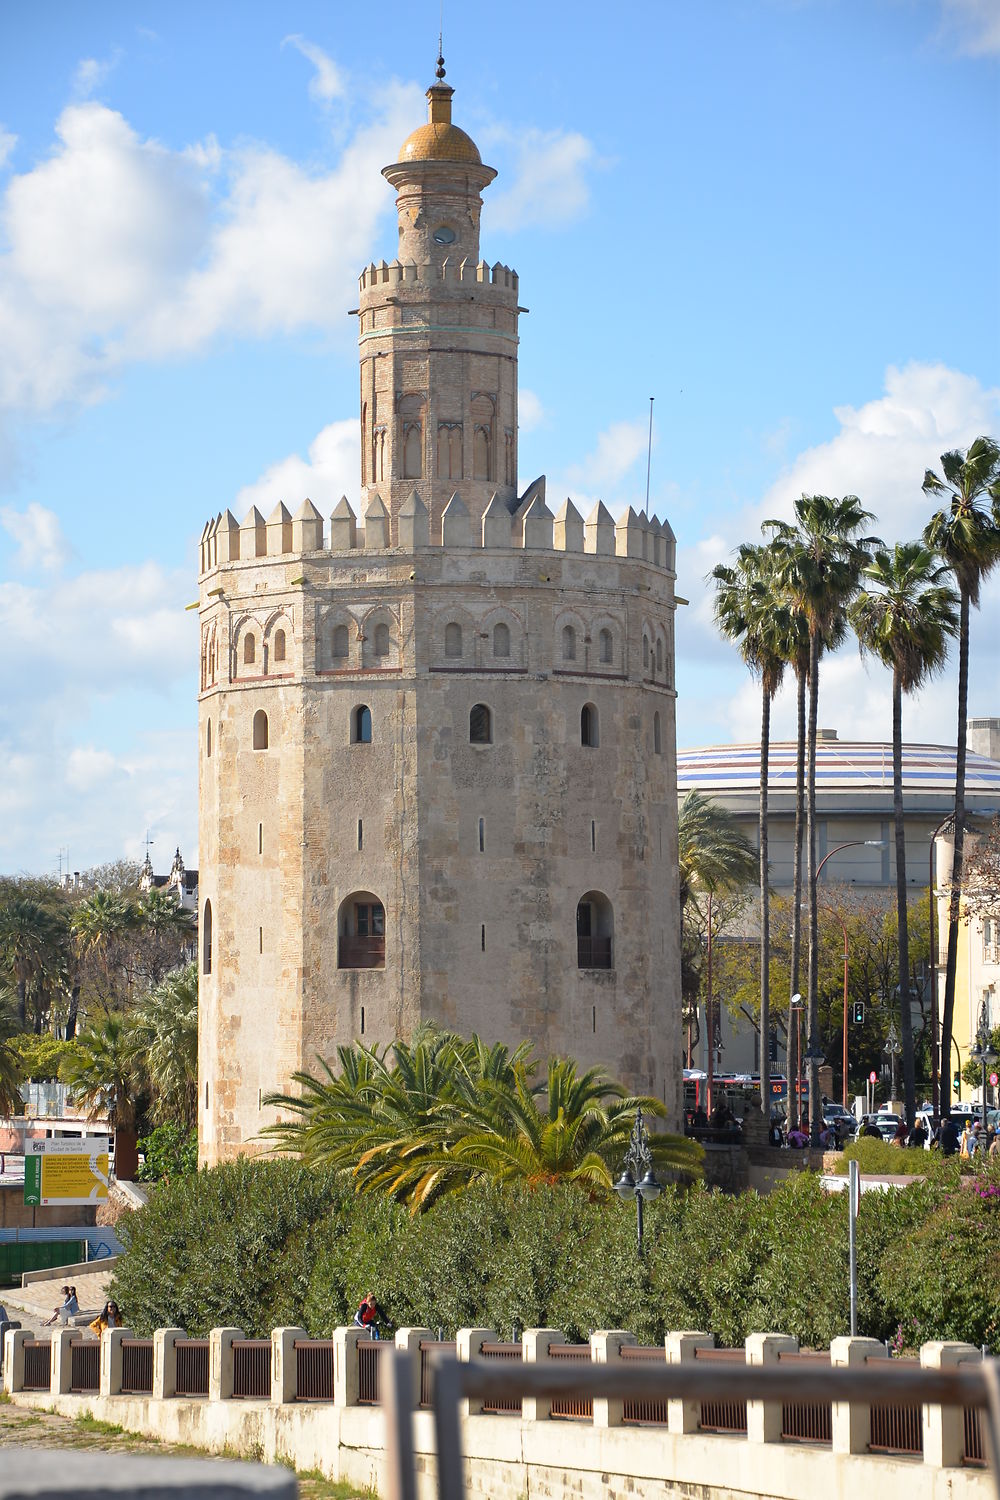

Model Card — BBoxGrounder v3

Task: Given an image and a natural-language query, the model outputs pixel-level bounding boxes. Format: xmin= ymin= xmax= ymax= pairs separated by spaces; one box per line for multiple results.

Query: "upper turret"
xmin=381 ymin=57 xmax=497 ymax=268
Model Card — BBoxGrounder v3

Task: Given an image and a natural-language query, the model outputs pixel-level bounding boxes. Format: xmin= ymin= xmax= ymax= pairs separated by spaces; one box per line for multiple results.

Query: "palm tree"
xmin=712 ymin=544 xmax=794 ymax=1112
xmin=767 ymin=495 xmax=877 ymax=1142
xmin=132 ymin=962 xmax=198 ymax=1129
xmin=0 ymin=897 xmax=65 ymax=1028
xmin=60 ymin=1014 xmax=146 ymax=1179
xmin=70 ymin=889 xmax=138 ymax=1016
xmin=851 ymin=544 xmax=959 ymax=1122
xmin=264 ymin=1030 xmax=702 ymax=1210
xmin=0 ymin=985 xmax=24 ymax=1116
xmin=923 ymin=437 xmax=1000 ymax=1109
xmin=677 ymin=791 xmax=757 ymax=1095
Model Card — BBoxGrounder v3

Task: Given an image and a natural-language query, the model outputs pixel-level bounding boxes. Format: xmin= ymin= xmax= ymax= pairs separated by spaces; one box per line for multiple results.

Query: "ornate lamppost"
xmin=971 ymin=1005 xmax=997 ymax=1129
xmin=883 ymin=1020 xmax=902 ymax=1102
xmin=614 ymin=1107 xmax=662 ymax=1257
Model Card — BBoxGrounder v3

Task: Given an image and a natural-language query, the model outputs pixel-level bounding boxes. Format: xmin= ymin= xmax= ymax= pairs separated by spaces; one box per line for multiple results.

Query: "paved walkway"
xmin=3 ymin=1264 xmax=114 ymax=1334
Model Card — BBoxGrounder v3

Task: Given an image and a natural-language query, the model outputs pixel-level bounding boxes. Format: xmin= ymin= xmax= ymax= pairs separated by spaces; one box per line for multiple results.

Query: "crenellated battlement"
xmin=358 ymin=257 xmax=517 ymax=295
xmin=199 ymin=493 xmax=676 ymax=578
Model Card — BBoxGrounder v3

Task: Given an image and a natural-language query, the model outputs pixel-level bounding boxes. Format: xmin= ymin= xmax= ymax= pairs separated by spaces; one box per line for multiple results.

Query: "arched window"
xmin=472 ymin=393 xmax=494 ymax=481
xmin=473 ymin=425 xmax=490 ymax=480
xmin=244 ymin=634 xmax=256 ymax=666
xmin=400 ymin=395 xmax=424 ymax=480
xmin=338 ymin=891 xmax=385 ymax=969
xmin=577 ymin=891 xmax=614 ymax=970
xmin=205 ymin=719 xmax=212 ymax=759
xmin=202 ymin=899 xmax=213 ymax=975
xmin=581 ymin=703 xmax=598 ymax=748
xmin=445 ymin=622 xmax=463 ymax=659
xmin=653 ymin=711 xmax=662 ymax=755
xmin=642 ymin=635 xmax=650 ymax=670
xmin=599 ymin=628 xmax=613 ymax=664
xmin=493 ymin=622 xmax=510 ymax=658
xmin=562 ymin=624 xmax=577 ymax=662
xmin=470 ymin=703 xmax=492 ymax=744
xmin=374 ymin=623 xmax=390 ymax=658
xmin=252 ymin=709 xmax=268 ymax=751
xmin=354 ymin=705 xmax=372 ymax=744
xmin=273 ymin=629 xmax=286 ymax=664
xmin=361 ymin=402 xmax=367 ymax=485
xmin=655 ymin=637 xmax=663 ymax=675
xmin=437 ymin=423 xmax=462 ymax=481
xmin=332 ymin=623 xmax=349 ymax=660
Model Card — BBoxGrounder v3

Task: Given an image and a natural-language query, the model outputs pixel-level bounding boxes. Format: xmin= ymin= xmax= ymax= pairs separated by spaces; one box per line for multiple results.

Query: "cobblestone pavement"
xmin=3 ymin=1265 xmax=114 ymax=1333
xmin=0 ymin=1400 xmax=370 ymax=1500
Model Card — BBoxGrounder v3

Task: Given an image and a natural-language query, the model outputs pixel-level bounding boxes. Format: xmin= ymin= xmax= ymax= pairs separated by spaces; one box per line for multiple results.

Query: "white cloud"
xmin=282 ymin=35 xmax=345 ymax=105
xmin=486 ymin=127 xmax=600 ymax=231
xmin=234 ymin=419 xmax=358 ymax=517
xmin=937 ymin=0 xmax=1000 ymax=55
xmin=518 ymin=388 xmax=545 ymax=433
xmin=0 ymin=130 xmax=15 ymax=170
xmin=567 ymin=418 xmax=649 ymax=492
xmin=676 ymin=362 xmax=1000 ymax=751
xmin=73 ymin=50 xmax=123 ymax=98
xmin=0 ymin=502 xmax=71 ymax=571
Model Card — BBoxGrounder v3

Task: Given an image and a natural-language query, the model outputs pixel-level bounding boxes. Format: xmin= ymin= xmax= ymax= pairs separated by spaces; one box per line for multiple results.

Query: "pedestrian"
xmin=891 ymin=1121 xmax=908 ymax=1146
xmin=353 ymin=1293 xmax=384 ymax=1339
xmin=42 ymin=1286 xmax=77 ymax=1327
xmin=959 ymin=1119 xmax=975 ymax=1158
xmin=88 ymin=1300 xmax=120 ymax=1338
xmin=939 ymin=1115 xmax=960 ymax=1156
xmin=906 ymin=1120 xmax=928 ymax=1150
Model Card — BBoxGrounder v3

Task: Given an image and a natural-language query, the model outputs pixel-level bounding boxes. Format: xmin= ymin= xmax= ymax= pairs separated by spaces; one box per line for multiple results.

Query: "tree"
xmin=923 ymin=437 xmax=1000 ymax=1110
xmin=0 ymin=896 xmax=66 ymax=1029
xmin=850 ymin=544 xmax=959 ymax=1123
xmin=767 ymin=495 xmax=877 ymax=1142
xmin=677 ymin=791 xmax=757 ymax=1083
xmin=712 ymin=544 xmax=794 ymax=1113
xmin=60 ymin=1014 xmax=147 ymax=1178
xmin=132 ymin=962 xmax=198 ymax=1129
xmin=264 ymin=1030 xmax=702 ymax=1210
xmin=0 ymin=985 xmax=24 ymax=1116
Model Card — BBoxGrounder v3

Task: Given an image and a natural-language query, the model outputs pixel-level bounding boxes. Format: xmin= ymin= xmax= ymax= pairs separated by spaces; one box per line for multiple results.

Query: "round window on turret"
xmin=433 ymin=225 xmax=457 ymax=245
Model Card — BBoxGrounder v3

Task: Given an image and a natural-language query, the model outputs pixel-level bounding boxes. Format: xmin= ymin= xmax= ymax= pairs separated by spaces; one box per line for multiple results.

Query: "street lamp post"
xmin=883 ymin=1020 xmax=902 ymax=1103
xmin=804 ymin=840 xmax=885 ymax=1145
xmin=971 ymin=1006 xmax=998 ymax=1130
xmin=789 ymin=992 xmax=803 ymax=1130
xmin=614 ymin=1106 xmax=662 ymax=1257
xmin=817 ymin=903 xmax=851 ymax=1109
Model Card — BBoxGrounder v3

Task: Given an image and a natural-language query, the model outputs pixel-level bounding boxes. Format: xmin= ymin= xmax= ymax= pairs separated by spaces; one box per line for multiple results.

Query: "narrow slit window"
xmin=581 ymin=703 xmax=598 ymax=748
xmin=202 ymin=899 xmax=213 ymax=974
xmin=258 ymin=823 xmax=263 ymax=855
xmin=258 ymin=1089 xmax=262 ymax=1110
xmin=252 ymin=709 xmax=268 ymax=750
xmin=358 ymin=818 xmax=363 ymax=851
xmin=599 ymin=628 xmax=613 ymax=664
xmin=593 ymin=1005 xmax=596 ymax=1035
xmin=205 ymin=1081 xmax=209 ymax=1110
xmin=478 ymin=817 xmax=485 ymax=853
xmin=360 ymin=1005 xmax=365 ymax=1036
xmin=653 ymin=711 xmax=662 ymax=755
xmin=244 ymin=634 xmax=256 ymax=666
xmin=259 ymin=926 xmax=263 ymax=954
xmin=481 ymin=924 xmax=486 ymax=952
xmin=591 ymin=820 xmax=596 ymax=853
xmin=206 ymin=719 xmax=212 ymax=758
xmin=354 ymin=705 xmax=372 ymax=743
xmin=273 ymin=629 xmax=286 ymax=664
xmin=562 ymin=624 xmax=576 ymax=661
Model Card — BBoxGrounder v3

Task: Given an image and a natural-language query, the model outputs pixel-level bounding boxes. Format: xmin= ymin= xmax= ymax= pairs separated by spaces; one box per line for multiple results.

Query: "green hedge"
xmin=110 ymin=1160 xmax=1000 ymax=1349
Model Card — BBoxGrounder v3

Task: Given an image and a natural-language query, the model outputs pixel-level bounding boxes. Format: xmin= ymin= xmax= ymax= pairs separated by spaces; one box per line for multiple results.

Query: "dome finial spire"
xmin=436 ymin=29 xmax=446 ymax=82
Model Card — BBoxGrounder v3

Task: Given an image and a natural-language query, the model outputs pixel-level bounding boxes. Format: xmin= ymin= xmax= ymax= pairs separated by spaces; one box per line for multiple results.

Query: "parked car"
xmin=822 ymin=1104 xmax=856 ymax=1141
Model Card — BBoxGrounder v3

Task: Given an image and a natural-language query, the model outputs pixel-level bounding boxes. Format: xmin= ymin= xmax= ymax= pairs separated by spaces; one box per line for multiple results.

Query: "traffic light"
xmin=953 ymin=1071 xmax=961 ymax=1094
xmin=852 ymin=1001 xmax=864 ymax=1024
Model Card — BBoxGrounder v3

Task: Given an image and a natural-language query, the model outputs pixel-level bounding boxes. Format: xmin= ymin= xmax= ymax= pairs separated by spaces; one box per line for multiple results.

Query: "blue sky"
xmin=0 ymin=0 xmax=997 ymax=874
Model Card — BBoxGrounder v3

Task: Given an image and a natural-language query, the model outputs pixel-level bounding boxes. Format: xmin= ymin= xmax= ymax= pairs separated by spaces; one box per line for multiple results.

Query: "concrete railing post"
xmin=209 ymin=1327 xmax=243 ymax=1402
xmin=920 ymin=1340 xmax=981 ymax=1467
xmin=51 ymin=1327 xmax=76 ymax=1396
xmin=745 ymin=1333 xmax=797 ymax=1442
xmin=153 ymin=1327 xmax=185 ymax=1399
xmin=332 ymin=1325 xmax=366 ymax=1407
xmin=521 ymin=1328 xmax=564 ymax=1422
xmin=271 ymin=1326 xmax=306 ymax=1405
xmin=831 ymin=1336 xmax=887 ymax=1453
xmin=100 ymin=1326 xmax=133 ymax=1397
xmin=395 ymin=1327 xmax=434 ymax=1409
xmin=665 ymin=1331 xmax=715 ymax=1435
xmin=457 ymin=1327 xmax=496 ymax=1417
xmin=3 ymin=1327 xmax=31 ymax=1395
xmin=590 ymin=1330 xmax=637 ymax=1427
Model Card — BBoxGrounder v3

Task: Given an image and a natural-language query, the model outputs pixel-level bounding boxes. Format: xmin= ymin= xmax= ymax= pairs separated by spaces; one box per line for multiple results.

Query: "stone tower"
xmin=196 ymin=64 xmax=683 ymax=1166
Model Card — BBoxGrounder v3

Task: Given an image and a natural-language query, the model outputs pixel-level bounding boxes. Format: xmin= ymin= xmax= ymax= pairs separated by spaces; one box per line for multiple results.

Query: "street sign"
xmin=23 ymin=1137 xmax=109 ymax=1207
xmin=869 ymin=1070 xmax=877 ymax=1084
xmin=991 ymin=1072 xmax=998 ymax=1088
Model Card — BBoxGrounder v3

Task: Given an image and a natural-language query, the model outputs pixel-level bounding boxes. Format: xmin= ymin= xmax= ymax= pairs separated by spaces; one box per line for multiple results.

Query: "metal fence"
xmin=174 ymin=1338 xmax=209 ymax=1397
xmin=695 ymin=1347 xmax=747 ymax=1434
xmin=620 ymin=1344 xmax=669 ymax=1425
xmin=548 ymin=1344 xmax=593 ymax=1420
xmin=358 ymin=1337 xmax=384 ymax=1404
xmin=779 ymin=1349 xmax=831 ymax=1445
xmin=480 ymin=1342 xmax=523 ymax=1415
xmin=22 ymin=1339 xmax=51 ymax=1391
xmin=966 ymin=1404 xmax=987 ymax=1467
xmin=121 ymin=1338 xmax=154 ymax=1396
xmin=420 ymin=1340 xmax=456 ymax=1408
xmin=232 ymin=1339 xmax=271 ymax=1400
xmin=70 ymin=1339 xmax=100 ymax=1394
xmin=868 ymin=1356 xmax=922 ymax=1456
xmin=295 ymin=1339 xmax=333 ymax=1401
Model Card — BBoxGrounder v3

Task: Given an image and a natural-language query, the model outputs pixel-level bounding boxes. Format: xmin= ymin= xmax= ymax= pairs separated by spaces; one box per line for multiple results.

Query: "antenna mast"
xmin=645 ymin=396 xmax=654 ymax=511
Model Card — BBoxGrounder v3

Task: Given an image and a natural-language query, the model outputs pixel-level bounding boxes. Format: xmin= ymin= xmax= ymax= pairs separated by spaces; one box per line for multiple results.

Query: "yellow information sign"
xmin=23 ymin=1137 xmax=110 ymax=1206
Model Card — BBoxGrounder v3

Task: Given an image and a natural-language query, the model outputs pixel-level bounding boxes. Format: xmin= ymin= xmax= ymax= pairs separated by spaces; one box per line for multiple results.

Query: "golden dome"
xmin=398 ymin=120 xmax=481 ymax=164
xmin=397 ymin=80 xmax=481 ymax=165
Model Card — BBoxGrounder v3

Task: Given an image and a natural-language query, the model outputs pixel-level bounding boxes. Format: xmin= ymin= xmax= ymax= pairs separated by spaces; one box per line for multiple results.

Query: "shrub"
xmin=136 ymin=1123 xmax=198 ymax=1182
xmin=832 ymin=1137 xmax=961 ymax=1181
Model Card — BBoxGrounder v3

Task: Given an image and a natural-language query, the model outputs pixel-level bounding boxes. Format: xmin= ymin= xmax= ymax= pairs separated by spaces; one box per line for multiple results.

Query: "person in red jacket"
xmin=353 ymin=1292 xmax=384 ymax=1338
